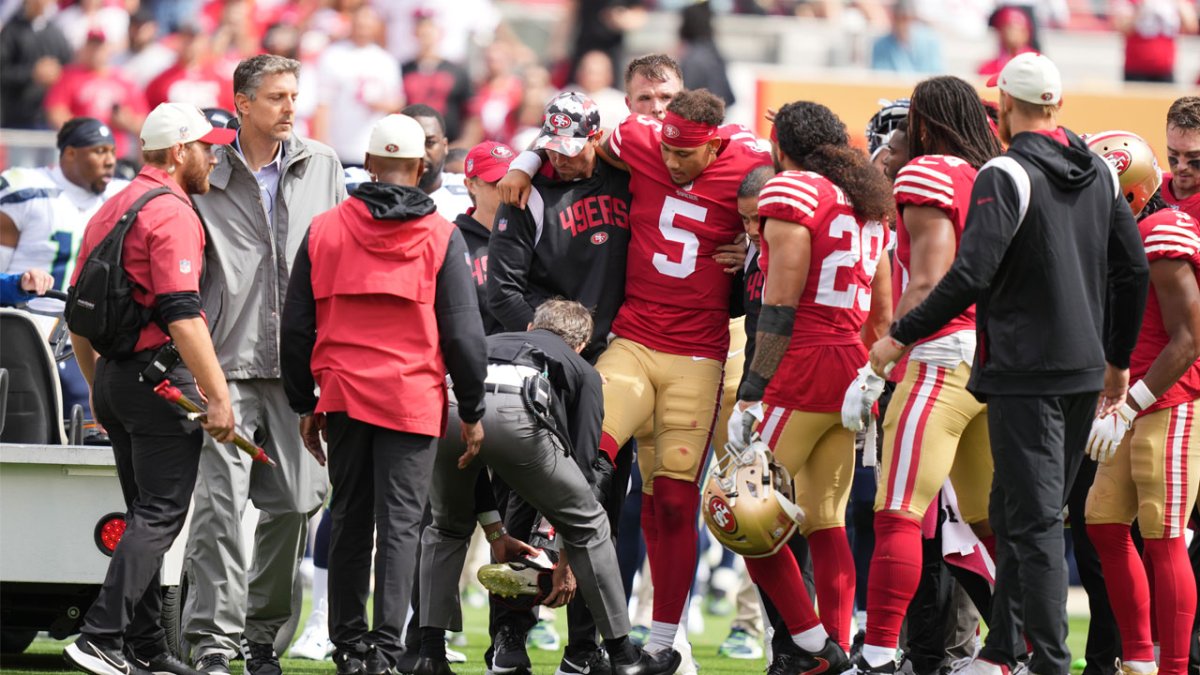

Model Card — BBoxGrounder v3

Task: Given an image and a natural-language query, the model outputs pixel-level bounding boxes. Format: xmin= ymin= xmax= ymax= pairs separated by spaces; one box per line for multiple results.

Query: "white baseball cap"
xmin=140 ymin=102 xmax=236 ymax=151
xmin=367 ymin=115 xmax=426 ymax=159
xmin=987 ymin=52 xmax=1062 ymax=106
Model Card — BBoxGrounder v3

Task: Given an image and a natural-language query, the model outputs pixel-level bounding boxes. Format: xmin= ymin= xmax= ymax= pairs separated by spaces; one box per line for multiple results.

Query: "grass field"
xmin=0 ymin=596 xmax=1093 ymax=675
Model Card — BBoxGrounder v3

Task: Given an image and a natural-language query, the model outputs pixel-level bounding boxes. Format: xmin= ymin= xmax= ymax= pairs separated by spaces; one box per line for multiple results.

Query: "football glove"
xmin=728 ymin=400 xmax=764 ymax=451
xmin=1085 ymin=402 xmax=1136 ymax=464
xmin=842 ymin=364 xmax=886 ymax=432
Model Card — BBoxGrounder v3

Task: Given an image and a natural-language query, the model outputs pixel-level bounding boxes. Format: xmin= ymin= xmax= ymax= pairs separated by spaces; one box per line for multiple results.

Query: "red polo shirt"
xmin=73 ymin=166 xmax=205 ymax=353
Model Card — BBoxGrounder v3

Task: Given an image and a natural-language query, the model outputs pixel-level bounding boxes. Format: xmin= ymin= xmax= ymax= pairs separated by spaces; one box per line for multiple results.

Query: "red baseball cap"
xmin=465 ymin=141 xmax=516 ymax=182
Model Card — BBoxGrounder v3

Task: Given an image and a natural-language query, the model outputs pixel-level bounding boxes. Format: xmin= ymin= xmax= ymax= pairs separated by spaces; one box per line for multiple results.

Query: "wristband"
xmin=485 ymin=526 xmax=508 ymax=543
xmin=477 ymin=510 xmax=501 ymax=527
xmin=1128 ymin=380 xmax=1156 ymax=411
xmin=510 ymin=151 xmax=543 ymax=177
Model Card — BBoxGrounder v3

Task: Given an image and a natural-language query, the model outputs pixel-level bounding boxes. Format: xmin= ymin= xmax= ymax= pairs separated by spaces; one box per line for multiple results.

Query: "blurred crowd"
xmin=1 ymin=0 xmax=1196 ymax=165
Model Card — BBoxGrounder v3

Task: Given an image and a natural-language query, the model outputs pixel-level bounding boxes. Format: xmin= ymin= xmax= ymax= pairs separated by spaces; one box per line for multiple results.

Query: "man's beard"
xmin=418 ymin=161 xmax=439 ymax=192
xmin=182 ymin=160 xmax=211 ymax=195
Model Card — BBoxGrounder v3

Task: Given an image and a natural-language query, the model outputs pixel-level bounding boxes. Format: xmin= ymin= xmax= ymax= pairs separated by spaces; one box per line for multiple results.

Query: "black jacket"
xmin=487 ymin=160 xmax=632 ymax=362
xmin=486 ymin=329 xmax=604 ymax=470
xmin=453 ymin=212 xmax=503 ymax=335
xmin=281 ymin=183 xmax=487 ymax=423
xmin=891 ymin=129 xmax=1148 ymax=397
xmin=738 ymin=245 xmax=765 ymax=389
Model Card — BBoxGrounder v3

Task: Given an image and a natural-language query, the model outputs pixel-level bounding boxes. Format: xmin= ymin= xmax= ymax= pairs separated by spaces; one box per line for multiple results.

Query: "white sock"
xmin=791 ymin=625 xmax=828 ymax=653
xmin=863 ymin=645 xmax=896 ymax=668
xmin=311 ymin=566 xmax=328 ymax=616
xmin=1124 ymin=661 xmax=1156 ymax=674
xmin=646 ymin=621 xmax=677 ymax=654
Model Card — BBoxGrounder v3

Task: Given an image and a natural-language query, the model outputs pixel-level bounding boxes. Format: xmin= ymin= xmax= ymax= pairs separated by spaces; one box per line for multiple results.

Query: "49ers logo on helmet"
xmin=1105 ymin=149 xmax=1133 ymax=174
xmin=590 ymin=232 xmax=608 ymax=245
xmin=707 ymin=496 xmax=737 ymax=533
xmin=549 ymin=113 xmax=573 ymax=129
xmin=663 ymin=124 xmax=681 ymax=139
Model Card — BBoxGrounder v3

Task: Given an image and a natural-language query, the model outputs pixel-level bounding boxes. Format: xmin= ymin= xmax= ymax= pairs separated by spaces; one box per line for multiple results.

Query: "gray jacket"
xmin=196 ymin=135 xmax=346 ymax=380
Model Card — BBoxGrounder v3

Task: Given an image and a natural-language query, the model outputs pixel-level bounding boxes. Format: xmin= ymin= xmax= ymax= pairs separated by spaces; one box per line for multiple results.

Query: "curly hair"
xmin=665 ymin=89 xmax=725 ymax=126
xmin=773 ymin=101 xmax=895 ymax=222
xmin=908 ymin=76 xmax=1003 ymax=169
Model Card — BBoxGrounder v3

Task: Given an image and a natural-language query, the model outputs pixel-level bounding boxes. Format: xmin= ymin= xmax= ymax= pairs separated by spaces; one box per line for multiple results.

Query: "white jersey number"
xmin=653 ymin=196 xmax=705 ymax=279
xmin=815 ymin=215 xmax=886 ymax=311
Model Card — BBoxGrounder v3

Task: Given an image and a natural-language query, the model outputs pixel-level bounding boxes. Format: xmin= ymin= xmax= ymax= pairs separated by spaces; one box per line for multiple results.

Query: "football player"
xmin=1163 ymin=97 xmax=1200 ymax=220
xmin=1085 ymin=130 xmax=1200 ymax=675
xmin=726 ymin=100 xmax=894 ymax=672
xmin=840 ymin=76 xmax=1004 ymax=675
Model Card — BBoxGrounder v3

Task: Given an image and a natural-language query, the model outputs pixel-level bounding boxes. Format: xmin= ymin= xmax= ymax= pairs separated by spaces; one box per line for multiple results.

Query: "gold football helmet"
xmin=1086 ymin=130 xmax=1162 ymax=217
xmin=702 ymin=439 xmax=805 ymax=558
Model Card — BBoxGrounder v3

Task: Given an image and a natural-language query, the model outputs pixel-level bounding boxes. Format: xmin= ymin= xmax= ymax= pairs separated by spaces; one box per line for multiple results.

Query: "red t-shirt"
xmin=757 ymin=171 xmax=889 ymax=411
xmin=145 ymin=62 xmax=235 ymax=111
xmin=468 ymin=77 xmax=523 ymax=143
xmin=1130 ymin=209 xmax=1200 ymax=415
xmin=1162 ymin=174 xmax=1200 ymax=222
xmin=44 ymin=66 xmax=148 ymax=157
xmin=607 ymin=114 xmax=772 ymax=360
xmin=72 ymin=167 xmax=205 ymax=353
xmin=891 ymin=155 xmax=979 ymax=344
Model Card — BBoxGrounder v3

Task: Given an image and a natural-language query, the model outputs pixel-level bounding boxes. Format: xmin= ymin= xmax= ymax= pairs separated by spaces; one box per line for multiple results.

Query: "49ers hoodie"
xmin=890 ymin=128 xmax=1149 ymax=397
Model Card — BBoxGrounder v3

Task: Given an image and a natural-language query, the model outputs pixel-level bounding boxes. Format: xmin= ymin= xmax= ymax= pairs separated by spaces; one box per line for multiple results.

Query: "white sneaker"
xmin=674 ymin=629 xmax=698 ymax=675
xmin=287 ymin=622 xmax=332 ymax=661
xmin=445 ymin=646 xmax=467 ymax=664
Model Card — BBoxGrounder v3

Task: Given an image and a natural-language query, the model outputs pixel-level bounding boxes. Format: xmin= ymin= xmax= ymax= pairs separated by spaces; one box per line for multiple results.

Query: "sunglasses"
xmin=1167 ymin=155 xmax=1200 ymax=172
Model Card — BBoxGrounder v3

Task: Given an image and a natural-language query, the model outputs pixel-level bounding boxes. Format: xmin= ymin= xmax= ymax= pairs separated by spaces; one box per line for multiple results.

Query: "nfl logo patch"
xmin=497 ymin=218 xmax=507 ymax=232
xmin=179 ymin=259 xmax=192 ymax=274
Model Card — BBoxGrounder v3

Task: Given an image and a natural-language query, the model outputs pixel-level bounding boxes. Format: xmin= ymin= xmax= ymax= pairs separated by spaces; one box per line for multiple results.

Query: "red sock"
xmin=1144 ymin=549 xmax=1159 ymax=643
xmin=1087 ymin=523 xmax=1154 ymax=663
xmin=744 ymin=546 xmax=821 ymax=634
xmin=641 ymin=492 xmax=658 ymax=557
xmin=1143 ymin=537 xmax=1197 ymax=675
xmin=865 ymin=513 xmax=924 ymax=650
xmin=599 ymin=432 xmax=621 ymax=466
xmin=808 ymin=527 xmax=855 ymax=651
xmin=980 ymin=533 xmax=997 ymax=561
xmin=650 ymin=477 xmax=700 ymax=624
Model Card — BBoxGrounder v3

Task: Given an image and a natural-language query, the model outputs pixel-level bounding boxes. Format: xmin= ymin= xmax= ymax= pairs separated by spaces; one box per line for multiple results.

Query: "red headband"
xmin=770 ymin=122 xmax=778 ymax=143
xmin=660 ymin=111 xmax=718 ymax=148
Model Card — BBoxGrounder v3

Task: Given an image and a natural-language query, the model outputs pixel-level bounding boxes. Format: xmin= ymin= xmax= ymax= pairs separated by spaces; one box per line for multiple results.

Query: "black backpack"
xmin=65 ymin=187 xmax=177 ymax=359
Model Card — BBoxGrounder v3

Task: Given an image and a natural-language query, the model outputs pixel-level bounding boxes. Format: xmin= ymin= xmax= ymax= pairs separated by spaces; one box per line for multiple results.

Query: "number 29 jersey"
xmin=758 ymin=170 xmax=889 ymax=411
xmin=608 ymin=114 xmax=771 ymax=361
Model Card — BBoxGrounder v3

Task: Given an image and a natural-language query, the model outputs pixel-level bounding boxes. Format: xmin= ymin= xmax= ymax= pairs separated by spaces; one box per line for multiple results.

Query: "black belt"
xmin=484 ymin=382 xmax=523 ymax=395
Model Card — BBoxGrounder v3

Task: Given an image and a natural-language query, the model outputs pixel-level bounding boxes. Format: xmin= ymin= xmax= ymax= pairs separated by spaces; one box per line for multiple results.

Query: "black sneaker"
xmin=558 ymin=649 xmax=612 ymax=675
xmin=365 ymin=646 xmax=395 ymax=675
xmin=413 ymin=657 xmax=455 ymax=675
xmin=194 ymin=654 xmax=230 ymax=675
xmin=240 ymin=640 xmax=280 ymax=675
xmin=334 ymin=646 xmax=369 ymax=675
xmin=128 ymin=650 xmax=204 ymax=675
xmin=610 ymin=645 xmax=681 ymax=675
xmin=491 ymin=625 xmax=532 ymax=675
xmin=849 ymin=631 xmax=866 ymax=664
xmin=64 ymin=636 xmax=133 ymax=675
xmin=769 ymin=639 xmax=850 ymax=675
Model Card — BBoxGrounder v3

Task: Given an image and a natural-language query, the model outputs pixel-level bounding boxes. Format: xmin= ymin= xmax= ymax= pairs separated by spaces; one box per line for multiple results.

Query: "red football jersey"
xmin=757 ymin=171 xmax=889 ymax=411
xmin=1131 ymin=209 xmax=1200 ymax=416
xmin=608 ymin=114 xmax=772 ymax=361
xmin=1162 ymin=174 xmax=1200 ymax=222
xmin=891 ymin=155 xmax=979 ymax=345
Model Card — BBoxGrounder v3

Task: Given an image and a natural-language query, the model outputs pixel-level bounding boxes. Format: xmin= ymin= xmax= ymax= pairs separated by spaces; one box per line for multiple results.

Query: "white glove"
xmin=727 ymin=401 xmax=764 ymax=451
xmin=1086 ymin=402 xmax=1136 ymax=464
xmin=842 ymin=364 xmax=886 ymax=432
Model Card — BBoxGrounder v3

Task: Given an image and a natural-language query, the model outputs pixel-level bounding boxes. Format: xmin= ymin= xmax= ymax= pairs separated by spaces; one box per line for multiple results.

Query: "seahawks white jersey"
xmin=431 ymin=171 xmax=472 ymax=221
xmin=0 ymin=166 xmax=127 ymax=291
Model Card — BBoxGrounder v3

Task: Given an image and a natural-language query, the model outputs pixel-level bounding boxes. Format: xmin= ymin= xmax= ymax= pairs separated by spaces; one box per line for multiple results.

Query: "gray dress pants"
xmin=420 ymin=392 xmax=631 ymax=640
xmin=182 ymin=379 xmax=327 ymax=658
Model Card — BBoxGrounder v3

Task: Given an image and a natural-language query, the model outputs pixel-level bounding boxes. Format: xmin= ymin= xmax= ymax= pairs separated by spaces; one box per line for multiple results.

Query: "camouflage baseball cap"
xmin=532 ymin=92 xmax=601 ymax=158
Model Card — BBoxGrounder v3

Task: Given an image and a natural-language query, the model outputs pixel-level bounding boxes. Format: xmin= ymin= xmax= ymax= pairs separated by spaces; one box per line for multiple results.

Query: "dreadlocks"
xmin=908 ymin=76 xmax=1003 ymax=170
